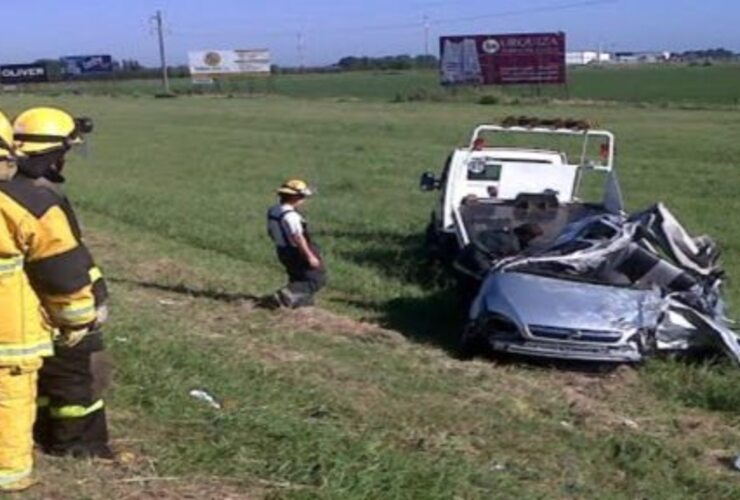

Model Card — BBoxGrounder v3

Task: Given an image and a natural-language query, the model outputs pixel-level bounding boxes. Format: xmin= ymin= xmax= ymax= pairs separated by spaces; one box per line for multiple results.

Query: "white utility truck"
xmin=420 ymin=118 xmax=620 ymax=270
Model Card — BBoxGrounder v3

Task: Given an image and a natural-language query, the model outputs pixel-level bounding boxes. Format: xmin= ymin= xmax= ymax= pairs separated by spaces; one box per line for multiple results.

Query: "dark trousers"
xmin=276 ymin=246 xmax=327 ymax=307
xmin=35 ymin=333 xmax=112 ymax=458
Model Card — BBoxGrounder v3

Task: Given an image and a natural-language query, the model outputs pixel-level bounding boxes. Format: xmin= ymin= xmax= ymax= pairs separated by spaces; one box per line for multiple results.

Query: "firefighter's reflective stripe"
xmin=36 ymin=396 xmax=50 ymax=408
xmin=89 ymin=266 xmax=103 ymax=283
xmin=0 ymin=341 xmax=53 ymax=359
xmin=44 ymin=284 xmax=98 ymax=329
xmin=54 ymin=303 xmax=96 ymax=323
xmin=0 ymin=256 xmax=23 ymax=276
xmin=0 ymin=467 xmax=32 ymax=488
xmin=49 ymin=399 xmax=104 ymax=419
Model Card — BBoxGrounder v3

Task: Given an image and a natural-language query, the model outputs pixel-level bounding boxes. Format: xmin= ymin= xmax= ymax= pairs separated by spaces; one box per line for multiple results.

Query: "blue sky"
xmin=2 ymin=0 xmax=738 ymax=66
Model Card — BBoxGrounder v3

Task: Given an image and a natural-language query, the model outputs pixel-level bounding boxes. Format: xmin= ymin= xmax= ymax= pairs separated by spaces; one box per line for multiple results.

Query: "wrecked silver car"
xmin=465 ymin=204 xmax=740 ymax=363
xmin=420 ymin=118 xmax=738 ymax=363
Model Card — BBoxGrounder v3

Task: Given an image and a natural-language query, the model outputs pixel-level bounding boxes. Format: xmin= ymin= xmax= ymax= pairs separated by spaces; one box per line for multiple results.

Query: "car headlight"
xmin=482 ymin=313 xmax=521 ymax=338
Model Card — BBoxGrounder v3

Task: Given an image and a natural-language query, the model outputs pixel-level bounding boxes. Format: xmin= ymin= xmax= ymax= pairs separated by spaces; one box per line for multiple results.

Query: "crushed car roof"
xmin=470 ymin=204 xmax=740 ymax=364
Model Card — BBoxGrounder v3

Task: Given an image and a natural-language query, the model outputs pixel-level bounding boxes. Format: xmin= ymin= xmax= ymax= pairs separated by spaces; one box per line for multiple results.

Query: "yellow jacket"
xmin=0 ymin=175 xmax=103 ymax=365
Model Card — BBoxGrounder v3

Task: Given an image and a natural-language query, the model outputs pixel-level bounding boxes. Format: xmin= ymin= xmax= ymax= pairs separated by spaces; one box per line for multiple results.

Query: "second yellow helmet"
xmin=13 ymin=107 xmax=85 ymax=155
xmin=0 ymin=111 xmax=16 ymax=160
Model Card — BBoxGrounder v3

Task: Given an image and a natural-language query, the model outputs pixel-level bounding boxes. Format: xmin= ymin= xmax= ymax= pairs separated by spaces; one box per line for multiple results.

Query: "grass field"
xmin=18 ymin=64 xmax=740 ymax=106
xmin=2 ymin=90 xmax=740 ymax=498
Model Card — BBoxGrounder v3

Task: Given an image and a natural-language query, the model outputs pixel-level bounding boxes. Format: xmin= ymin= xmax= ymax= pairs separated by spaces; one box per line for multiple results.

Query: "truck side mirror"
xmin=419 ymin=171 xmax=439 ymax=191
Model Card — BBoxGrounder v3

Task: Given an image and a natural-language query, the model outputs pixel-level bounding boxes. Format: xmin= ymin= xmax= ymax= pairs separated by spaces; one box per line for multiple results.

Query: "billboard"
xmin=61 ymin=55 xmax=114 ymax=76
xmin=0 ymin=64 xmax=48 ymax=84
xmin=440 ymin=32 xmax=566 ymax=86
xmin=188 ymin=49 xmax=271 ymax=78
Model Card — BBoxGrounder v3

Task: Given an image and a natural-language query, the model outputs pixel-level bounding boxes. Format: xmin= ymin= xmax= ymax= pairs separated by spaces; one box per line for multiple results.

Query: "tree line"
xmin=336 ymin=55 xmax=438 ymax=71
xmin=675 ymin=48 xmax=737 ymax=61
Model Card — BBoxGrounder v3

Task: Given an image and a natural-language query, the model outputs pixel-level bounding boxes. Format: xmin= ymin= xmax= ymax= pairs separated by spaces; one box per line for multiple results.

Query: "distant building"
xmin=613 ymin=51 xmax=672 ymax=64
xmin=566 ymin=51 xmax=611 ymax=65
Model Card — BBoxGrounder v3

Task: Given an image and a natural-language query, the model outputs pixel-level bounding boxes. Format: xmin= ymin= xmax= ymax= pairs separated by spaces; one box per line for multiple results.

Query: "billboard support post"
xmin=423 ymin=15 xmax=430 ymax=56
xmin=297 ymin=33 xmax=305 ymax=71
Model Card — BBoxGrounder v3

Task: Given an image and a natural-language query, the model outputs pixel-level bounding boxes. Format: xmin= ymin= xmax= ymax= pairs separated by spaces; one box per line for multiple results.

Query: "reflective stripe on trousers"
xmin=0 ymin=256 xmax=23 ymax=277
xmin=0 ymin=466 xmax=32 ymax=489
xmin=47 ymin=399 xmax=105 ymax=420
xmin=37 ymin=396 xmax=105 ymax=417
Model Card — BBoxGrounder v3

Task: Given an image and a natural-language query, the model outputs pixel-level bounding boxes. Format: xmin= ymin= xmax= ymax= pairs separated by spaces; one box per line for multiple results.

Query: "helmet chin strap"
xmin=47 ymin=158 xmax=66 ymax=183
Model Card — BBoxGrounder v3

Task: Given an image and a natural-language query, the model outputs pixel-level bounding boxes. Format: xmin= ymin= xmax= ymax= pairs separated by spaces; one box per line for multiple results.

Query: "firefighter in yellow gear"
xmin=0 ymin=108 xmax=65 ymax=492
xmin=13 ymin=107 xmax=112 ymax=459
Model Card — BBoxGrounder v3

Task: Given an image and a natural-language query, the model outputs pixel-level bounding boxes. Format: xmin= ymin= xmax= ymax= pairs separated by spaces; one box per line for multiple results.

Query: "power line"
xmin=429 ymin=0 xmax=618 ymax=26
xmin=178 ymin=0 xmax=616 ymax=38
xmin=170 ymin=28 xmax=298 ymax=39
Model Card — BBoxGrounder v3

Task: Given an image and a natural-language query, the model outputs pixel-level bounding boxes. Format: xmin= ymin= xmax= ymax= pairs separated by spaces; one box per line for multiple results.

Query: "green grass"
xmin=3 ymin=93 xmax=739 ymax=498
xmin=568 ymin=64 xmax=740 ymax=105
xmin=19 ymin=64 xmax=740 ymax=106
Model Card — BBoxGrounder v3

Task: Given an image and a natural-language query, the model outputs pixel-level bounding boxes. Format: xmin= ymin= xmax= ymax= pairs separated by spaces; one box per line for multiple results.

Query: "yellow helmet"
xmin=277 ymin=179 xmax=313 ymax=197
xmin=0 ymin=111 xmax=17 ymax=160
xmin=13 ymin=107 xmax=87 ymax=155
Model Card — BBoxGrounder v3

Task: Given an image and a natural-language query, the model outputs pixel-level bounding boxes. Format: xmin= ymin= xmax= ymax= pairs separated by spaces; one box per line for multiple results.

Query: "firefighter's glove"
xmin=56 ymin=327 xmax=90 ymax=348
xmin=96 ymin=304 xmax=109 ymax=325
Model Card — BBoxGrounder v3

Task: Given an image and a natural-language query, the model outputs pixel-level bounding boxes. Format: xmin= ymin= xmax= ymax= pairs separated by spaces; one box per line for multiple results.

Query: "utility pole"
xmin=297 ymin=32 xmax=305 ymax=71
xmin=152 ymin=10 xmax=171 ymax=94
xmin=423 ymin=15 xmax=430 ymax=56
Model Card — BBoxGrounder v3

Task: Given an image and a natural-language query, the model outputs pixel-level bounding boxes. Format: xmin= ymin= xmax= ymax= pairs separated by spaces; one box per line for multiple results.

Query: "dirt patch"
xmin=31 ymin=449 xmax=263 ymax=499
xmin=551 ymin=366 xmax=643 ymax=430
xmin=130 ymin=257 xmax=205 ymax=285
xmin=561 ymin=385 xmax=640 ymax=430
xmin=276 ymin=307 xmax=405 ymax=345
xmin=703 ymin=448 xmax=740 ymax=475
xmin=251 ymin=344 xmax=322 ymax=365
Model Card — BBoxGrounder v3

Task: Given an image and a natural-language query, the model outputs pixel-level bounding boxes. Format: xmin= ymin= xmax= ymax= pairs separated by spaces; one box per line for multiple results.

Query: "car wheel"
xmin=457 ymin=325 xmax=488 ymax=360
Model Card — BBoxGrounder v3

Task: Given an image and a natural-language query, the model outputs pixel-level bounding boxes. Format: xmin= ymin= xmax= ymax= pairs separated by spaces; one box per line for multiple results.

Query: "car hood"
xmin=473 ymin=272 xmax=663 ymax=333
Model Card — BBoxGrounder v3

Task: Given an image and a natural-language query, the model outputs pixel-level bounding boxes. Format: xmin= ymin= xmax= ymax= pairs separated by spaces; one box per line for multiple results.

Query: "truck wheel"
xmin=424 ymin=222 xmax=440 ymax=259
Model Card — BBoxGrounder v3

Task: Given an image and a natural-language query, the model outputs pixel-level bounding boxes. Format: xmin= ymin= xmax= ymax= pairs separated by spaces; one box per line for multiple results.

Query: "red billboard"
xmin=440 ymin=32 xmax=566 ymax=86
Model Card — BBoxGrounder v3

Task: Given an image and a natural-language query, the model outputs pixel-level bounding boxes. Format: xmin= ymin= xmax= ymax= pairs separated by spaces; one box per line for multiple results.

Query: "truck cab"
xmin=420 ymin=119 xmax=620 ymax=266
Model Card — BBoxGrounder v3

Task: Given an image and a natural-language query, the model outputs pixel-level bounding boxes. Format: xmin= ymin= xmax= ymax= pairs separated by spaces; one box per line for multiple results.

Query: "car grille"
xmin=528 ymin=325 xmax=623 ymax=344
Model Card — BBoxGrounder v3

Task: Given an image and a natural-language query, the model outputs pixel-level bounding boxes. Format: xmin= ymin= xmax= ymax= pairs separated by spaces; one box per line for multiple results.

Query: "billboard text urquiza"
xmin=440 ymin=32 xmax=566 ymax=86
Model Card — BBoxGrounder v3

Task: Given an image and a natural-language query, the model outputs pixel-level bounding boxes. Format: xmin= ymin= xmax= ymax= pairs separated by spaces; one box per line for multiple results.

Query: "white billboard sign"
xmin=188 ymin=49 xmax=271 ymax=77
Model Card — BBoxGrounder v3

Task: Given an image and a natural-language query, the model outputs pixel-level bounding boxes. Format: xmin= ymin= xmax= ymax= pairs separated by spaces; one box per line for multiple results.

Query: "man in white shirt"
xmin=265 ymin=179 xmax=326 ymax=308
